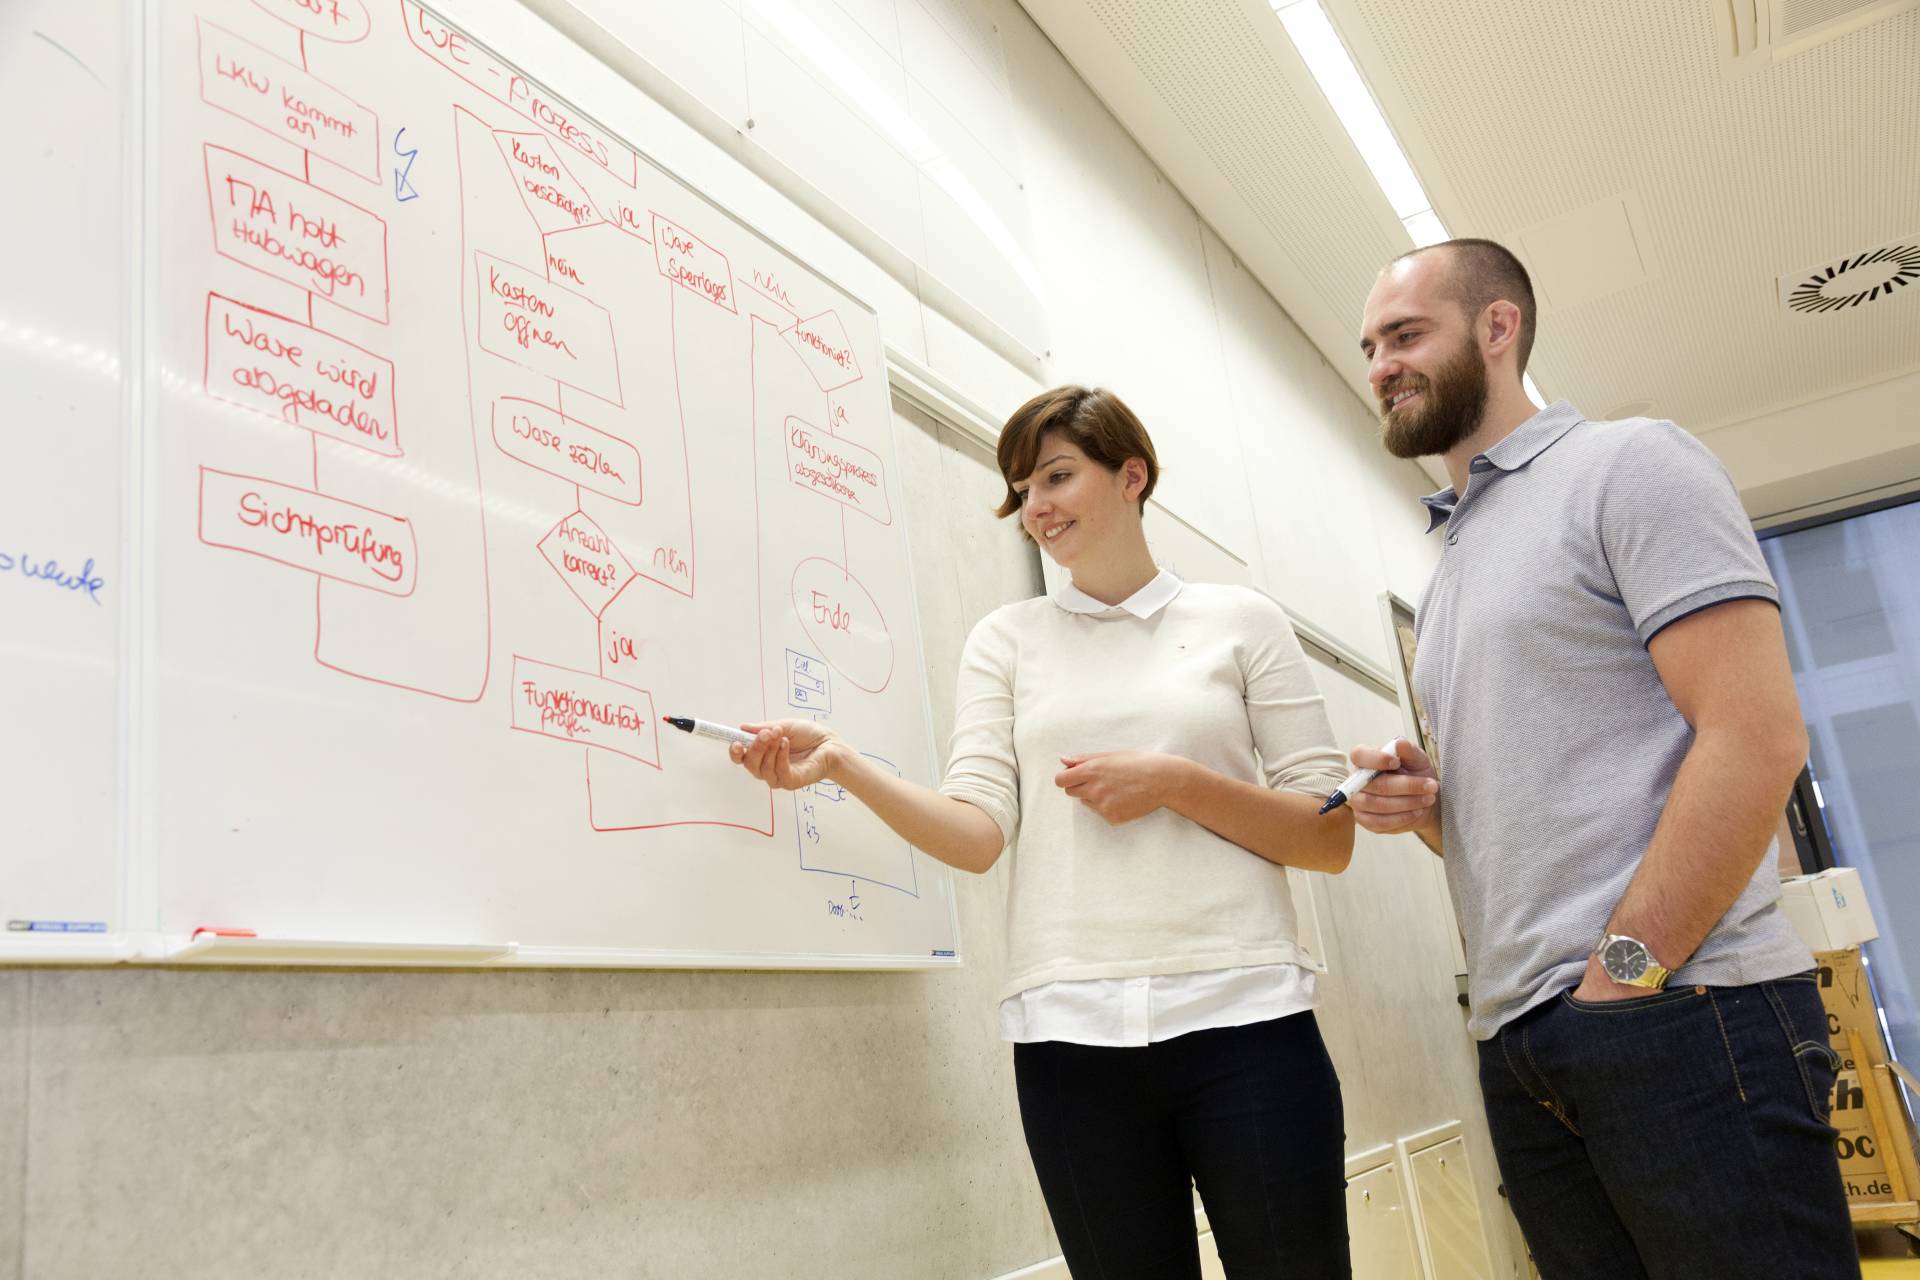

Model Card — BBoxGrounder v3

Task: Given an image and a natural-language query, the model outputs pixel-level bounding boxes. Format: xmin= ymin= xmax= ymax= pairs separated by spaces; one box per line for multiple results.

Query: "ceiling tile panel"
xmin=1081 ymin=0 xmax=1406 ymax=324
xmin=1337 ymin=0 xmax=1920 ymax=431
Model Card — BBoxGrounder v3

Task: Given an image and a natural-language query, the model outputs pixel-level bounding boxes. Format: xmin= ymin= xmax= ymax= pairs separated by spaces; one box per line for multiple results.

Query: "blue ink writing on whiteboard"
xmin=798 ymin=792 xmax=821 ymax=846
xmin=826 ymin=880 xmax=863 ymax=923
xmin=786 ymin=648 xmax=832 ymax=712
xmin=392 ymin=127 xmax=421 ymax=202
xmin=0 ymin=548 xmax=107 ymax=604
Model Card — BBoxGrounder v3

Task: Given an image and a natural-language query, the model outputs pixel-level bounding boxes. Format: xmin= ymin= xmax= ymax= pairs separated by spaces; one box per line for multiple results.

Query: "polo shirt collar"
xmin=1417 ymin=400 xmax=1585 ymax=532
xmin=1483 ymin=400 xmax=1584 ymax=472
xmin=1054 ymin=567 xmax=1184 ymax=618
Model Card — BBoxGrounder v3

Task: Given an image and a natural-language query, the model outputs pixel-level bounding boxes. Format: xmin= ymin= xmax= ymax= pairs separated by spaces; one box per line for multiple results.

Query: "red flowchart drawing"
xmin=741 ymin=265 xmax=801 ymax=319
xmin=204 ymin=144 xmax=390 ymax=321
xmin=790 ymin=557 xmax=894 ymax=694
xmin=780 ymin=310 xmax=862 ymax=392
xmin=205 ymin=292 xmax=400 ymax=456
xmin=491 ymin=397 xmax=639 ymax=504
xmin=403 ymin=2 xmax=638 ymax=189
xmin=474 ymin=251 xmax=622 ymax=404
xmin=197 ymin=18 xmax=378 ymax=182
xmin=251 ymin=0 xmax=372 ymax=43
xmin=538 ymin=509 xmax=635 ymax=618
xmin=199 ymin=466 xmax=416 ymax=596
xmin=511 ymin=656 xmax=659 ymax=766
xmin=784 ymin=415 xmax=890 ymax=525
xmin=493 ymin=130 xmax=599 ymax=234
xmin=652 ymin=214 xmax=737 ymax=314
xmin=571 ymin=158 xmax=652 ymax=243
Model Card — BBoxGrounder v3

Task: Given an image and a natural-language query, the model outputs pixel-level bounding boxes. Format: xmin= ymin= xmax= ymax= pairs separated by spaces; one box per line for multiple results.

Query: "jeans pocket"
xmin=1796 ymin=1040 xmax=1842 ymax=1123
xmin=1559 ymin=985 xmax=1703 ymax=1013
xmin=1763 ymin=974 xmax=1843 ymax=1124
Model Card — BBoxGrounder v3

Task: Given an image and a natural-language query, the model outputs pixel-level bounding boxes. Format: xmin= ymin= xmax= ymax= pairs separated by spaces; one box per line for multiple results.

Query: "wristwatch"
xmin=1596 ymin=933 xmax=1672 ymax=990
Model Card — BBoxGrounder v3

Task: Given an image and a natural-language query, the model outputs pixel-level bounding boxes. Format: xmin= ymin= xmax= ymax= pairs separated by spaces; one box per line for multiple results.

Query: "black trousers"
xmin=1013 ymin=1011 xmax=1350 ymax=1279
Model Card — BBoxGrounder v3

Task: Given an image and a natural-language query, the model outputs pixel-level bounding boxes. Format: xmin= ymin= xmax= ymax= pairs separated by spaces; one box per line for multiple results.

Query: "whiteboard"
xmin=6 ymin=0 xmax=957 ymax=967
xmin=0 ymin=1 xmax=130 ymax=960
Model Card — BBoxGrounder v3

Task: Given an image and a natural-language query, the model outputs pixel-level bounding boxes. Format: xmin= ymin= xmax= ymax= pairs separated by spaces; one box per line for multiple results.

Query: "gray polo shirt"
xmin=1412 ymin=401 xmax=1812 ymax=1039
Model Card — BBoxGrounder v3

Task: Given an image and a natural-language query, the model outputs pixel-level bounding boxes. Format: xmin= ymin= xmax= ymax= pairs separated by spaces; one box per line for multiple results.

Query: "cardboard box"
xmin=1781 ymin=868 xmax=1880 ymax=952
xmin=1814 ymin=948 xmax=1898 ymax=1201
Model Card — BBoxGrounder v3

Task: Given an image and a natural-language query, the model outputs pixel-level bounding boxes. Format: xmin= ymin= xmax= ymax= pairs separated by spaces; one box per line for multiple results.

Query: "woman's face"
xmin=1010 ymin=433 xmax=1139 ymax=566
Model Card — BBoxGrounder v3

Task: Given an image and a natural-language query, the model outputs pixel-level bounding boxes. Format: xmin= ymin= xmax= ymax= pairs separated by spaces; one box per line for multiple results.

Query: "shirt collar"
xmin=1483 ymin=400 xmax=1584 ymax=472
xmin=1054 ymin=567 xmax=1184 ymax=618
xmin=1417 ymin=400 xmax=1585 ymax=532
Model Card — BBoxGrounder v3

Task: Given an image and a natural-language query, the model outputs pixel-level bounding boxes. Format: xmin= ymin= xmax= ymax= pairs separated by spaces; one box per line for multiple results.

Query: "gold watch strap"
xmin=1623 ymin=962 xmax=1671 ymax=990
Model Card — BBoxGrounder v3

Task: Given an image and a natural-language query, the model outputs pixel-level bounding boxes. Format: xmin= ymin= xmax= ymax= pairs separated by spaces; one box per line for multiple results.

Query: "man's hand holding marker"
xmin=1330 ymin=738 xmax=1441 ymax=845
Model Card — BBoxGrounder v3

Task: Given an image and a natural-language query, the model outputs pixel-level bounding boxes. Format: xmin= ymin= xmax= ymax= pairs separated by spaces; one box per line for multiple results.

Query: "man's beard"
xmin=1379 ymin=338 xmax=1489 ymax=459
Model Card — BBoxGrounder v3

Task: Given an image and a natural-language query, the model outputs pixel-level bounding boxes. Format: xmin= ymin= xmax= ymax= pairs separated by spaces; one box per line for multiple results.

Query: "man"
xmin=1348 ymin=239 xmax=1857 ymax=1277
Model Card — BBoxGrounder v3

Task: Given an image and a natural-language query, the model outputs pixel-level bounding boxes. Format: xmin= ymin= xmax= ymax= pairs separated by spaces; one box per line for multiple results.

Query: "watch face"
xmin=1601 ymin=937 xmax=1649 ymax=983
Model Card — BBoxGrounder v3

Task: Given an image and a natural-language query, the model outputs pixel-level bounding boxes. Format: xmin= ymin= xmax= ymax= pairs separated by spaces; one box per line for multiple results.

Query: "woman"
xmin=732 ymin=386 xmax=1355 ymax=1278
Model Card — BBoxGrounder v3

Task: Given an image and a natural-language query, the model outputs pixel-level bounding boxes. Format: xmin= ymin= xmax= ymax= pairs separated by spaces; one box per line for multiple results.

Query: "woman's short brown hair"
xmin=993 ymin=386 xmax=1159 ymax=530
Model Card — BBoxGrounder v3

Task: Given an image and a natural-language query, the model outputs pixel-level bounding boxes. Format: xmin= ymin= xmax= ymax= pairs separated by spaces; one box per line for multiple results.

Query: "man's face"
xmin=1360 ymin=257 xmax=1489 ymax=460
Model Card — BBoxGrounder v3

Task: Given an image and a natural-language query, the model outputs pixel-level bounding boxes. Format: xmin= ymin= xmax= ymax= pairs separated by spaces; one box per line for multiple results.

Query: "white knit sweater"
xmin=939 ymin=574 xmax=1349 ymax=1002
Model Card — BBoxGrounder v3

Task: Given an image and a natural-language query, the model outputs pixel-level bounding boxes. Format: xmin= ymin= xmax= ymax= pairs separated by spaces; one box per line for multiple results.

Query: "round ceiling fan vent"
xmin=1786 ymin=243 xmax=1920 ymax=314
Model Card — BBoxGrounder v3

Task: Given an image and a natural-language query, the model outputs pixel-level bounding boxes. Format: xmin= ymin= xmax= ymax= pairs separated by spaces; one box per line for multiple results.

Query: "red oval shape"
xmin=790 ymin=558 xmax=893 ymax=694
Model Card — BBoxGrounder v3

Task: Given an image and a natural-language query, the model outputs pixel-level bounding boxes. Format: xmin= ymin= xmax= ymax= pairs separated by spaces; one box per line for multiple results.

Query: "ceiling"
xmin=1015 ymin=0 xmax=1920 ymax=521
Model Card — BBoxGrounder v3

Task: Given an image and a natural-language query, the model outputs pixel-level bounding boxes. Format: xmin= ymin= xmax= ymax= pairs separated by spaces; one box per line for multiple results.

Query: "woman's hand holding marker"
xmin=728 ymin=719 xmax=842 ymax=791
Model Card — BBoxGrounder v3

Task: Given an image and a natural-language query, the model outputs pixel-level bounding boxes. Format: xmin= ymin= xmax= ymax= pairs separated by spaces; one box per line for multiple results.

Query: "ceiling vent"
xmin=1780 ymin=239 xmax=1920 ymax=315
xmin=1713 ymin=0 xmax=1920 ymax=73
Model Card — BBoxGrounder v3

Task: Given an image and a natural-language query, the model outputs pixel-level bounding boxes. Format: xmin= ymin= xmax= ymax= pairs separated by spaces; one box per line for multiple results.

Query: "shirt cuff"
xmin=938 ymin=784 xmax=1017 ymax=849
xmin=1637 ymin=580 xmax=1779 ymax=646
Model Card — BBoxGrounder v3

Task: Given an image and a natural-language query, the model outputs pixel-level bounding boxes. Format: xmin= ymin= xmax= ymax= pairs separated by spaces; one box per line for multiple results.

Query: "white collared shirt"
xmin=993 ymin=569 xmax=1319 ymax=1047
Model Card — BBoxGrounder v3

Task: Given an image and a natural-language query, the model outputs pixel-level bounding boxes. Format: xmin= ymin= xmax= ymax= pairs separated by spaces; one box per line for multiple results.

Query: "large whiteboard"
xmin=0 ymin=0 xmax=128 ymax=958
xmin=3 ymin=0 xmax=957 ymax=967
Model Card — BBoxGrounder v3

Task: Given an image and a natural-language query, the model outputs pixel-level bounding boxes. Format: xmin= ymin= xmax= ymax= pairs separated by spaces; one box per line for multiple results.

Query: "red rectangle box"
xmin=197 ymin=19 xmax=378 ymax=182
xmin=199 ymin=467 xmax=415 ymax=595
xmin=511 ymin=657 xmax=659 ymax=766
xmin=652 ymin=214 xmax=737 ymax=314
xmin=401 ymin=1 xmax=637 ymax=188
xmin=205 ymin=144 xmax=389 ymax=321
xmin=205 ymin=292 xmax=399 ymax=456
xmin=784 ymin=416 xmax=891 ymax=525
xmin=475 ymin=253 xmax=622 ymax=404
xmin=492 ymin=397 xmax=638 ymax=504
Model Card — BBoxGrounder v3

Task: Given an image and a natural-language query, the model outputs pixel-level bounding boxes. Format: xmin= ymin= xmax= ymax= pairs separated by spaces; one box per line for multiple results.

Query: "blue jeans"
xmin=1478 ymin=974 xmax=1859 ymax=1279
xmin=1014 ymin=1012 xmax=1349 ymax=1279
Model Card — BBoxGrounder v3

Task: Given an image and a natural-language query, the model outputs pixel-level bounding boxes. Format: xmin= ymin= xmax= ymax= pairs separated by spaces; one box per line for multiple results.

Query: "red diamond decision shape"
xmin=782 ymin=310 xmax=862 ymax=392
xmin=538 ymin=510 xmax=634 ymax=618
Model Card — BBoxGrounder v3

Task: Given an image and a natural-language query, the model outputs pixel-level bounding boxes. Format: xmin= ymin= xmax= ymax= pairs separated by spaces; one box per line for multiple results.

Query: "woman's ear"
xmin=1122 ymin=457 xmax=1148 ymax=502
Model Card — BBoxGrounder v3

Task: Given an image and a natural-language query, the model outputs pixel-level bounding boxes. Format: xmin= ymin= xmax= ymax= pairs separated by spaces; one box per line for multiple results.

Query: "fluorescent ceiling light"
xmin=1272 ymin=0 xmax=1427 ymax=219
xmin=1274 ymin=0 xmax=1549 ymax=408
xmin=1401 ymin=209 xmax=1449 ymax=248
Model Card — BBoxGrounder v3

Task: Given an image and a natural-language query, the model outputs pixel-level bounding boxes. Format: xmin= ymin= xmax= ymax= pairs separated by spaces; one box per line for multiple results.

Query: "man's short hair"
xmin=1396 ymin=238 xmax=1537 ymax=372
